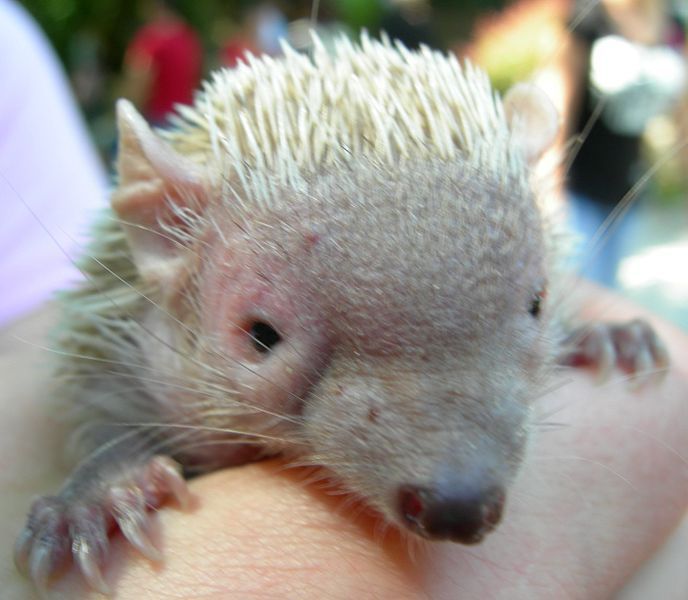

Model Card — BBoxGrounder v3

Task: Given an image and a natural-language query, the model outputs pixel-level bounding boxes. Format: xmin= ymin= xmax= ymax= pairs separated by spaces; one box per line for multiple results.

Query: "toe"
xmin=110 ymin=485 xmax=162 ymax=562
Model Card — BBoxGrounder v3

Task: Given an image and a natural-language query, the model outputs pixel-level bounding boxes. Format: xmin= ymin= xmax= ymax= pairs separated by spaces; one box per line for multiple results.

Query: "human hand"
xmin=1 ymin=286 xmax=686 ymax=599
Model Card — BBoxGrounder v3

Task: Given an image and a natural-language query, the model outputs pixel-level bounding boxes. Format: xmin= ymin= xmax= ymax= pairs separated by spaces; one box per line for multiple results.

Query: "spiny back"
xmin=164 ymin=34 xmax=527 ymax=206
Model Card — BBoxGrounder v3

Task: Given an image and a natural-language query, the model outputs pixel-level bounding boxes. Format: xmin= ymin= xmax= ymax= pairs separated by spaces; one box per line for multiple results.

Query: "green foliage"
xmin=21 ymin=0 xmax=137 ymax=70
xmin=19 ymin=0 xmax=243 ymax=72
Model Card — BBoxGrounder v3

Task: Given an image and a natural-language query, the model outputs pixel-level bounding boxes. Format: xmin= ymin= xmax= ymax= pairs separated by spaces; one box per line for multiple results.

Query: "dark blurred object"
xmin=568 ymin=0 xmax=685 ymax=205
xmin=122 ymin=0 xmax=202 ymax=123
xmin=68 ymin=28 xmax=106 ymax=119
xmin=565 ymin=0 xmax=686 ymax=287
xmin=219 ymin=20 xmax=259 ymax=68
xmin=379 ymin=0 xmax=442 ymax=50
xmin=336 ymin=0 xmax=384 ymax=29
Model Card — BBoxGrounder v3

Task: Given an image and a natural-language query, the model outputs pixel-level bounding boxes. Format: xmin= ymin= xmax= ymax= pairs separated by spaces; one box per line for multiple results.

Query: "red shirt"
xmin=126 ymin=20 xmax=201 ymax=123
xmin=220 ymin=36 xmax=257 ymax=69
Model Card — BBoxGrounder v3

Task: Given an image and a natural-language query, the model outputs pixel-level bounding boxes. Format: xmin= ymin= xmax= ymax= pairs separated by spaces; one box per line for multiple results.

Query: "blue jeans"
xmin=567 ymin=192 xmax=638 ymax=289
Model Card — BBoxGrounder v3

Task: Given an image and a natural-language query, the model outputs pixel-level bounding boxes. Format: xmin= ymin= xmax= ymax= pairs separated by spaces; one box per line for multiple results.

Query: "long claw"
xmin=653 ymin=337 xmax=670 ymax=370
xmin=630 ymin=348 xmax=653 ymax=390
xmin=559 ymin=318 xmax=669 ymax=386
xmin=111 ymin=487 xmax=162 ymax=562
xmin=15 ymin=498 xmax=61 ymax=575
xmin=16 ymin=455 xmax=186 ymax=592
xmin=28 ymin=544 xmax=54 ymax=594
xmin=650 ymin=335 xmax=670 ymax=386
xmin=594 ymin=332 xmax=615 ymax=383
xmin=75 ymin=540 xmax=110 ymax=595
xmin=119 ymin=518 xmax=162 ymax=562
xmin=13 ymin=526 xmax=34 ymax=575
xmin=154 ymin=456 xmax=191 ymax=509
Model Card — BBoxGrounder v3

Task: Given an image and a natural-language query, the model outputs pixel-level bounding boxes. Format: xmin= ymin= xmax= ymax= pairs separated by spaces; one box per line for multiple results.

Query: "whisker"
xmin=562 ymin=98 xmax=607 ymax=176
xmin=532 ymin=454 xmax=636 ymax=489
xmin=533 ymin=420 xmax=570 ymax=432
xmin=579 ymin=138 xmax=688 ymax=279
xmin=109 ymin=421 xmax=296 ymax=445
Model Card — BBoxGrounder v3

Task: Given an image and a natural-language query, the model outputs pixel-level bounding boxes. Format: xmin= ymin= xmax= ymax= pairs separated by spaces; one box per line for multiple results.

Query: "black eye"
xmin=249 ymin=321 xmax=281 ymax=353
xmin=528 ymin=290 xmax=545 ymax=318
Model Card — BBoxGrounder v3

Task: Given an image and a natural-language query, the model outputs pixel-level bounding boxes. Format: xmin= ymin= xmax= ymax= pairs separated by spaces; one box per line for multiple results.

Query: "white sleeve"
xmin=0 ymin=0 xmax=109 ymax=325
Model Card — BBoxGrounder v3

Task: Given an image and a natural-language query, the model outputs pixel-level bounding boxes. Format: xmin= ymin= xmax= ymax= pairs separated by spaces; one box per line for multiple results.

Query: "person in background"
xmin=254 ymin=1 xmax=289 ymax=57
xmin=220 ymin=3 xmax=288 ymax=69
xmin=122 ymin=0 xmax=202 ymax=125
xmin=378 ymin=0 xmax=442 ymax=50
xmin=0 ymin=0 xmax=107 ymax=327
xmin=564 ymin=0 xmax=686 ymax=287
xmin=288 ymin=0 xmax=352 ymax=54
xmin=219 ymin=10 xmax=260 ymax=69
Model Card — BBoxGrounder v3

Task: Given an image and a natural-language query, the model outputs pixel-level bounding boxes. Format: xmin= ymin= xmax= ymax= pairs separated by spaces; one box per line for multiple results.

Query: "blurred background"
xmin=6 ymin=0 xmax=688 ymax=329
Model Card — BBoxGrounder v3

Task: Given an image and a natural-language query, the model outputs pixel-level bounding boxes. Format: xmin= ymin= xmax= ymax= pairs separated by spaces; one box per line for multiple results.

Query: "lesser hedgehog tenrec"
xmin=14 ymin=35 xmax=668 ymax=592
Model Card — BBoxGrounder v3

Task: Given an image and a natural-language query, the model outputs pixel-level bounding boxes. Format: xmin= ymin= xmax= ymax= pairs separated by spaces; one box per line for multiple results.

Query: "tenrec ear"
xmin=112 ymin=99 xmax=207 ymax=285
xmin=503 ymin=83 xmax=559 ymax=164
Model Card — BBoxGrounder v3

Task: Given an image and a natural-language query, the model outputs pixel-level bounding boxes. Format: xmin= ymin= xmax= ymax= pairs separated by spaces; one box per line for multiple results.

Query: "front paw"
xmin=558 ymin=318 xmax=669 ymax=386
xmin=14 ymin=455 xmax=190 ymax=593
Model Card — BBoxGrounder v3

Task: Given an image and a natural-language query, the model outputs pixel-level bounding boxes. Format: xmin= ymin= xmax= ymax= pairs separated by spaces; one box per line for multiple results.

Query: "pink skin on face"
xmin=199 ymin=232 xmax=333 ymax=420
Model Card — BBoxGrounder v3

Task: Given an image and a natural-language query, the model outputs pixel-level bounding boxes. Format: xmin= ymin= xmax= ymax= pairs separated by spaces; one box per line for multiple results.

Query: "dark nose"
xmin=398 ymin=480 xmax=506 ymax=544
